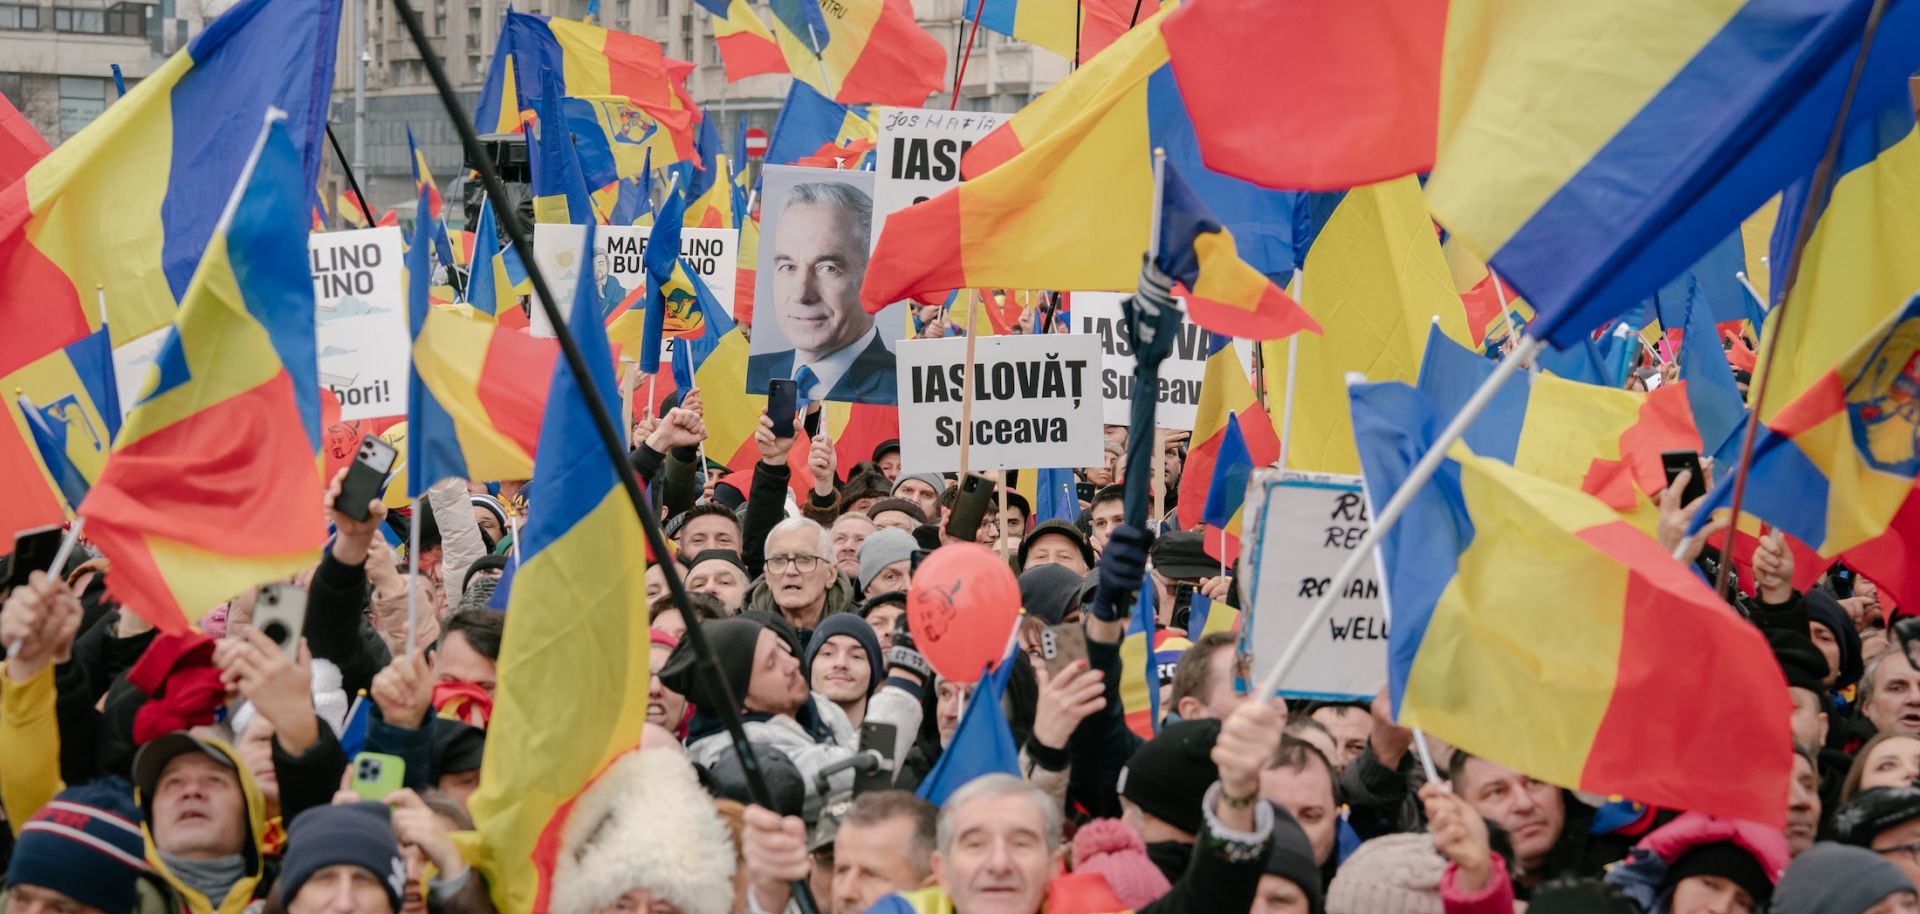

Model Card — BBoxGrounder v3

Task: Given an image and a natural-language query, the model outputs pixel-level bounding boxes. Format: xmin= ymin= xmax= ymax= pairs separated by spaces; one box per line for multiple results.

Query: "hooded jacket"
xmin=135 ymin=737 xmax=275 ymax=914
xmin=1602 ymin=813 xmax=1789 ymax=914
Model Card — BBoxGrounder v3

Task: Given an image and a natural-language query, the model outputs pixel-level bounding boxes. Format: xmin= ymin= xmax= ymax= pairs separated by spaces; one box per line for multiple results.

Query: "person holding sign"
xmin=747 ymin=180 xmax=898 ymax=405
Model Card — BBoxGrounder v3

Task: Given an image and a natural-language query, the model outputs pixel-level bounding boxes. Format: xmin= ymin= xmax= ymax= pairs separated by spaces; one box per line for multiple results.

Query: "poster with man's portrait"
xmin=746 ymin=166 xmax=907 ymax=406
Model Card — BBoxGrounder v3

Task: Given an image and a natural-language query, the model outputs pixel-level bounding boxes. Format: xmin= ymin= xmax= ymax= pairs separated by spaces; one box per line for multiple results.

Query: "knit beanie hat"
xmin=5 ymin=779 xmax=148 ymax=914
xmin=1325 ymin=833 xmax=1445 ymax=914
xmin=1769 ymin=629 xmax=1831 ymax=693
xmin=1663 ymin=840 xmax=1775 ymax=908
xmin=658 ymin=617 xmax=766 ymax=712
xmin=430 ymin=720 xmax=487 ymax=776
xmin=892 ymin=473 xmax=947 ymax=500
xmin=682 ymin=549 xmax=748 ymax=576
xmin=1772 ymin=842 xmax=1918 ymax=914
xmin=1118 ymin=719 xmax=1219 ymax=836
xmin=865 ymin=498 xmax=928 ymax=526
xmin=1806 ymin=588 xmax=1866 ymax=688
xmin=277 ymin=802 xmax=405 ymax=913
xmin=470 ymin=494 xmax=508 ymax=534
xmin=858 ymin=528 xmax=919 ymax=590
xmin=1264 ymin=804 xmax=1326 ymax=914
xmin=1070 ymin=819 xmax=1171 ymax=909
xmin=804 ymin=614 xmax=885 ymax=696
xmin=1019 ymin=563 xmax=1085 ymax=625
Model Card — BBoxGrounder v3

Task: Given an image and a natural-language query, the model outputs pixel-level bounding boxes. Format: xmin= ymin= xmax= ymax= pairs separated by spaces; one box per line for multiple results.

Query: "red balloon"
xmin=907 ymin=543 xmax=1020 ymax=684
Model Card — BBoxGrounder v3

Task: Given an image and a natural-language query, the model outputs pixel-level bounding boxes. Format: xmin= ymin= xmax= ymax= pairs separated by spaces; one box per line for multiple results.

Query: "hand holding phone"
xmin=252 ymin=582 xmax=308 ymax=660
xmin=335 ymin=435 xmax=398 ymax=523
xmin=349 ymin=752 xmax=407 ymax=801
xmin=1660 ymin=451 xmax=1708 ymax=506
xmin=766 ymin=378 xmax=798 ymax=433
xmin=7 ymin=526 xmax=65 ymax=591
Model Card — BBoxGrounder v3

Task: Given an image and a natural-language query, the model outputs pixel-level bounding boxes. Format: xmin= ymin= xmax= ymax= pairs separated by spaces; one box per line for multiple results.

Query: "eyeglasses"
xmin=1878 ymin=842 xmax=1920 ymax=866
xmin=766 ymin=554 xmax=824 ymax=574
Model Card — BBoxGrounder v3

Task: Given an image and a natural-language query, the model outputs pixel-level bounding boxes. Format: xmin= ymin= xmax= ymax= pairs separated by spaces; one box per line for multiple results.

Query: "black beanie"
xmin=278 ymin=803 xmax=404 ymax=913
xmin=1119 ymin=719 xmax=1220 ymax=836
xmin=1768 ymin=629 xmax=1830 ymax=693
xmin=659 ymin=617 xmax=767 ymax=712
xmin=1019 ymin=563 xmax=1084 ymax=625
xmin=1806 ymin=588 xmax=1865 ymax=688
xmin=1664 ymin=841 xmax=1774 ymax=908
xmin=430 ymin=720 xmax=486 ymax=775
xmin=1263 ymin=804 xmax=1325 ymax=914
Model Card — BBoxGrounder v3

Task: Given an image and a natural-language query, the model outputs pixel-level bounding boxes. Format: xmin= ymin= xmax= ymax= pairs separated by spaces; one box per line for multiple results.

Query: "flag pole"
xmin=1709 ymin=0 xmax=1890 ymax=598
xmin=1250 ymin=337 xmax=1542 ymax=702
xmin=957 ymin=291 xmax=981 ymax=481
xmin=996 ymin=469 xmax=1009 ymax=559
xmin=949 ymin=0 xmax=990 ymax=110
xmin=1276 ymin=269 xmax=1302 ymax=472
xmin=405 ymin=498 xmax=421 ymax=656
xmin=7 ymin=391 xmax=88 ymax=659
xmin=325 ymin=124 xmax=379 ymax=227
xmin=388 ymin=4 xmax=821 ymax=908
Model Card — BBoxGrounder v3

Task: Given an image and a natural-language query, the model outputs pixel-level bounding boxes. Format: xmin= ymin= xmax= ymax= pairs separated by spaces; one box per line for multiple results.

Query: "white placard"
xmin=311 ymin=227 xmax=408 ymax=421
xmin=1241 ymin=470 xmax=1386 ymax=701
xmin=872 ymin=107 xmax=1006 ymax=234
xmin=1073 ymin=292 xmax=1254 ymax=430
xmin=529 ymin=225 xmax=739 ymax=338
xmin=895 ymin=334 xmax=1104 ymax=473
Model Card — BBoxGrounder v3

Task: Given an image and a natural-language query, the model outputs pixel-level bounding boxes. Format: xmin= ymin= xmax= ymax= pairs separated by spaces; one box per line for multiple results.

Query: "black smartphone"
xmin=8 ymin=525 xmax=64 ymax=589
xmin=767 ymin=378 xmax=798 ymax=434
xmin=336 ymin=435 xmax=398 ymax=523
xmin=945 ymin=473 xmax=993 ymax=542
xmin=1660 ymin=450 xmax=1708 ymax=505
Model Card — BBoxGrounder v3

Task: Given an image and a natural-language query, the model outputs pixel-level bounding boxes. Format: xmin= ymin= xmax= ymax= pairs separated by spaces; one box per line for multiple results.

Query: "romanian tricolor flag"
xmin=608 ymin=167 xmax=655 ymax=227
xmin=1156 ymin=160 xmax=1318 ymax=342
xmin=0 ymin=88 xmax=49 ymax=187
xmin=963 ymin=0 xmax=1139 ymax=65
xmin=764 ymin=81 xmax=876 ymax=168
xmin=530 ymin=74 xmax=601 ymax=225
xmin=1756 ymin=107 xmax=1920 ymax=422
xmin=861 ymin=7 xmax=1305 ymax=313
xmin=1175 ymin=337 xmax=1277 ymax=532
xmin=682 ymin=113 xmax=733 ymax=229
xmin=409 ymin=302 xmax=552 ymax=486
xmin=79 ymin=114 xmax=327 ymax=634
xmin=765 ymin=0 xmax=944 ymax=107
xmin=1417 ymin=323 xmax=1701 ymax=532
xmin=735 ymin=213 xmax=760 ymax=324
xmin=1199 ymin=413 xmax=1252 ymax=566
xmin=1353 ymin=379 xmax=1792 ymax=827
xmin=463 ymin=198 xmax=517 ymax=319
xmin=564 ymin=95 xmax=692 ymax=179
xmin=0 ymin=0 xmax=340 ymax=374
xmin=695 ymin=0 xmax=785 ymax=82
xmin=1 ymin=326 xmax=122 ymax=532
xmin=406 ymin=126 xmax=458 ymax=288
xmin=474 ymin=10 xmax=690 ymax=135
xmin=460 ymin=221 xmax=652 ymax=914
xmin=1427 ymin=0 xmax=1920 ymax=351
xmin=1257 ymin=176 xmax=1474 ymax=476
xmin=1695 ymin=294 xmax=1920 ymax=609
xmin=1117 ymin=578 xmax=1159 ymax=739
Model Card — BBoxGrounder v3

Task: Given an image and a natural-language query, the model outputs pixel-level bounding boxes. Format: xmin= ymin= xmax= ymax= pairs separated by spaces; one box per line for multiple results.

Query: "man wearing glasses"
xmin=748 ymin=517 xmax=861 ymax=643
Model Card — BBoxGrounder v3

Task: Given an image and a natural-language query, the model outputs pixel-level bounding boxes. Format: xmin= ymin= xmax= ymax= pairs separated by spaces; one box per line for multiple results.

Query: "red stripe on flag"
xmin=603 ymin=30 xmax=672 ymax=107
xmin=475 ymin=329 xmax=559 ymax=459
xmin=1841 ymin=494 xmax=1920 ymax=612
xmin=716 ymin=32 xmax=786 ymax=82
xmin=0 ymin=182 xmax=92 ymax=376
xmin=831 ymin=0 xmax=946 ymax=107
xmin=1575 ymin=521 xmax=1792 ymax=827
xmin=860 ymin=191 xmax=968 ymax=314
xmin=0 ymin=419 xmax=65 ymax=538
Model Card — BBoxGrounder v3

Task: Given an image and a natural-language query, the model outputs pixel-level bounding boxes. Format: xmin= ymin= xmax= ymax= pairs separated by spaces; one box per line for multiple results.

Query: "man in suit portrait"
xmin=746 ymin=180 xmax=897 ymax=405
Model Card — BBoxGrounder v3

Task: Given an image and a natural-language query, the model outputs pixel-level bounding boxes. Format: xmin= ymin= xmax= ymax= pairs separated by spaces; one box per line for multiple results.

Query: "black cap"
xmin=1768 ymin=629 xmax=1830 ymax=693
xmin=430 ymin=720 xmax=487 ymax=775
xmin=1150 ymin=531 xmax=1218 ymax=581
xmin=1118 ymin=720 xmax=1219 ymax=835
xmin=1835 ymin=786 xmax=1920 ymax=847
xmin=659 ymin=617 xmax=769 ymax=712
xmin=1017 ymin=520 xmax=1095 ymax=571
xmin=872 ymin=439 xmax=901 ymax=462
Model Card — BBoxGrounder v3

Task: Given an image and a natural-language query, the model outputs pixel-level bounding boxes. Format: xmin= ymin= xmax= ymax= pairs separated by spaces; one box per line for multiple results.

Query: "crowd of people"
xmin=0 ymin=384 xmax=1915 ymax=914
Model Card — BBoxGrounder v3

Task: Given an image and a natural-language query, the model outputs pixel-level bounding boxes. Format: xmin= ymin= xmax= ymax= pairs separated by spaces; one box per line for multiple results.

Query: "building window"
xmin=615 ymin=0 xmax=629 ymax=23
xmin=58 ymin=76 xmax=106 ymax=137
xmin=105 ymin=2 xmax=148 ymax=35
xmin=52 ymin=7 xmax=105 ymax=32
xmin=656 ymin=0 xmax=668 ymax=18
xmin=0 ymin=4 xmax=41 ymax=30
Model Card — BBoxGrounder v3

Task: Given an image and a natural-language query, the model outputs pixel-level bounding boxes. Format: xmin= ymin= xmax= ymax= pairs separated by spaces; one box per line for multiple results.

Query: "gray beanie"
xmin=891 ymin=472 xmax=946 ymax=499
xmin=1325 ymin=833 xmax=1445 ymax=914
xmin=1772 ymin=843 xmax=1916 ymax=914
xmin=857 ymin=528 xmax=918 ymax=590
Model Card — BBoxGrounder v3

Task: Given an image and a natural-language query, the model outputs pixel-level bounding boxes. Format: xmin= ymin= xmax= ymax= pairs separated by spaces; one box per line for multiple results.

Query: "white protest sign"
xmin=311 ymin=227 xmax=408 ymax=421
xmin=1241 ymin=470 xmax=1386 ymax=701
xmin=529 ymin=224 xmax=738 ymax=338
xmin=1073 ymin=292 xmax=1254 ymax=430
xmin=895 ymin=334 xmax=1104 ymax=473
xmin=873 ymin=107 xmax=1006 ymax=234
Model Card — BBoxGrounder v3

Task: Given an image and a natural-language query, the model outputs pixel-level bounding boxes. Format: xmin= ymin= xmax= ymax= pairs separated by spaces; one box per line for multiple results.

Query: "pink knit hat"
xmin=1070 ymin=819 xmax=1172 ymax=909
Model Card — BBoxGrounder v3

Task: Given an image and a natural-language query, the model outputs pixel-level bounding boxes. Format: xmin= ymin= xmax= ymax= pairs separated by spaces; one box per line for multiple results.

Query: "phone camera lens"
xmin=262 ymin=621 xmax=289 ymax=644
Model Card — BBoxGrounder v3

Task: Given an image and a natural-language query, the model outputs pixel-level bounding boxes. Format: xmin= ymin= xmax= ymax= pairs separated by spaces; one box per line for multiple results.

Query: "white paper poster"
xmin=1240 ymin=471 xmax=1387 ymax=702
xmin=529 ymin=224 xmax=738 ymax=338
xmin=894 ymin=334 xmax=1104 ymax=473
xmin=1073 ymin=292 xmax=1255 ymax=430
xmin=311 ymin=227 xmax=408 ymax=421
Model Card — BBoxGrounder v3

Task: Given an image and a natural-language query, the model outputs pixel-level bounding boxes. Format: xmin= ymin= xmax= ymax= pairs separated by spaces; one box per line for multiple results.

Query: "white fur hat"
xmin=548 ymin=749 xmax=738 ymax=914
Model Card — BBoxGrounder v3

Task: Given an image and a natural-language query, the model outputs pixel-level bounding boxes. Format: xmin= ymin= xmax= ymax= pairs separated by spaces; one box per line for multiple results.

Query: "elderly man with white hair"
xmin=743 ymin=516 xmax=862 ymax=642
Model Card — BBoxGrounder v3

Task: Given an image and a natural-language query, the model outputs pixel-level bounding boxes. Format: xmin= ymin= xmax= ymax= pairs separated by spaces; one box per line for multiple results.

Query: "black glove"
xmin=1092 ymin=523 xmax=1151 ymax=622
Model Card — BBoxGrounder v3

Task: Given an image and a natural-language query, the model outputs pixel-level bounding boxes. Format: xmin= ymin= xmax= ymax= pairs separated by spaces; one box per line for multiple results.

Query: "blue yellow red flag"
xmin=0 ymin=0 xmax=340 ymax=375
xmin=699 ymin=0 xmax=785 ymax=82
xmin=1352 ymin=379 xmax=1791 ymax=826
xmin=473 ymin=11 xmax=692 ymax=135
xmin=564 ymin=95 xmax=691 ymax=180
xmin=1155 ymin=161 xmax=1318 ymax=342
xmin=78 ymin=113 xmax=327 ymax=634
xmin=1427 ymin=0 xmax=1920 ymax=350
xmin=1199 ymin=412 xmax=1252 ymax=566
xmin=765 ymin=81 xmax=877 ymax=168
xmin=916 ymin=646 xmax=1020 ymax=806
xmin=463 ymin=198 xmax=518 ymax=319
xmin=965 ymin=0 xmax=1138 ymax=64
xmin=1118 ymin=578 xmax=1159 ymax=739
xmin=460 ymin=218 xmax=652 ymax=914
xmin=530 ymin=73 xmax=602 ymax=225
xmin=1176 ymin=337 xmax=1276 ymax=532
xmin=0 ymin=329 xmax=121 ymax=533
xmin=765 ymin=0 xmax=942 ymax=107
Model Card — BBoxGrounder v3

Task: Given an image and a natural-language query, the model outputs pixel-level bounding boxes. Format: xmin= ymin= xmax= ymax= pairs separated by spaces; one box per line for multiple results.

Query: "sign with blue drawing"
xmin=1240 ymin=471 xmax=1387 ymax=702
xmin=311 ymin=228 xmax=407 ymax=421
